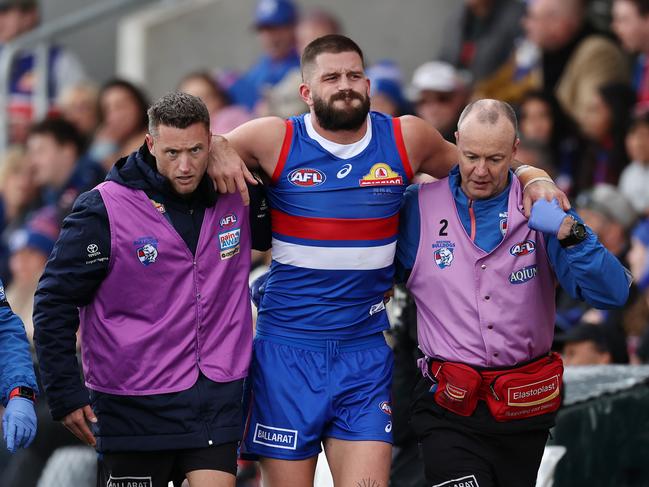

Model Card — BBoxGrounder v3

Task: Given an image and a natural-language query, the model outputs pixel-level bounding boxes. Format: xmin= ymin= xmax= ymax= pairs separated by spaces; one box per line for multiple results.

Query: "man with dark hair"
xmin=26 ymin=118 xmax=104 ymax=221
xmin=398 ymin=99 xmax=629 ymax=487
xmin=33 ymin=92 xmax=271 ymax=487
xmin=210 ymin=35 xmax=567 ymax=486
xmin=612 ymin=0 xmax=649 ymax=112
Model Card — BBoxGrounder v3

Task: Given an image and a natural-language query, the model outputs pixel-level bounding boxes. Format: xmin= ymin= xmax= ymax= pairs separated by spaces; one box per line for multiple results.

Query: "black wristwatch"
xmin=559 ymin=218 xmax=587 ymax=248
xmin=9 ymin=386 xmax=36 ymax=401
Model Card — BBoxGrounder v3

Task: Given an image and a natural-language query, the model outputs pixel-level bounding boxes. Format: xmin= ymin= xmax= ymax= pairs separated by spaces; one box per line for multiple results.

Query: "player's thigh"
xmin=323 ymin=438 xmax=391 ymax=487
xmin=185 ymin=469 xmax=235 ymax=487
xmin=179 ymin=442 xmax=237 ymax=487
xmin=259 ymin=455 xmax=318 ymax=487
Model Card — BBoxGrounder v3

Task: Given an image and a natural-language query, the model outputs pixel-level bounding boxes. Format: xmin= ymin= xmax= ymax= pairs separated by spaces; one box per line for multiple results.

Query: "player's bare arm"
xmin=209 ymin=116 xmax=286 ymax=204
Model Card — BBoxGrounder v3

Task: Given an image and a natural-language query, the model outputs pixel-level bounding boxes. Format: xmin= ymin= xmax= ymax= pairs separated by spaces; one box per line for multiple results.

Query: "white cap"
xmin=409 ymin=61 xmax=470 ymax=100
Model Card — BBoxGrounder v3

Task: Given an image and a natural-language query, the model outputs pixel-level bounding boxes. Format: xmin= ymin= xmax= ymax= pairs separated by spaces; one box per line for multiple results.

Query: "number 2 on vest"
xmin=439 ymin=219 xmax=448 ymax=236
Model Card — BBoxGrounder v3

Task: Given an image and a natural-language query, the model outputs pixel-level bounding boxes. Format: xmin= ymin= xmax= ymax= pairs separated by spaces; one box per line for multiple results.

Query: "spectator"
xmin=518 ymin=90 xmax=589 ymax=195
xmin=409 ymin=61 xmax=471 ymax=142
xmin=0 ymin=146 xmax=38 ymax=283
xmin=5 ymin=207 xmax=58 ymax=342
xmin=367 ymin=61 xmax=410 ymax=117
xmin=559 ymin=323 xmax=619 ymax=365
xmin=89 ymin=79 xmax=149 ymax=171
xmin=178 ymin=71 xmax=252 ymax=134
xmin=522 ymin=0 xmax=629 ymax=122
xmin=611 ymin=0 xmax=649 ymax=112
xmin=577 ymin=83 xmax=635 ymax=188
xmin=57 ymin=82 xmax=100 ymax=146
xmin=228 ymin=0 xmax=300 ymax=112
xmin=0 ymin=0 xmax=86 ymax=143
xmin=26 ymin=118 xmax=104 ymax=221
xmin=619 ymin=112 xmax=649 ymax=216
xmin=295 ymin=7 xmax=341 ymax=55
xmin=438 ymin=0 xmax=526 ymax=85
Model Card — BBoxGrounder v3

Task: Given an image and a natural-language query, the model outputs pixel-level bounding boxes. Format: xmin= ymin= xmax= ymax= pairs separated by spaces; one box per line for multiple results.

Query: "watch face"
xmin=574 ymin=223 xmax=587 ymax=239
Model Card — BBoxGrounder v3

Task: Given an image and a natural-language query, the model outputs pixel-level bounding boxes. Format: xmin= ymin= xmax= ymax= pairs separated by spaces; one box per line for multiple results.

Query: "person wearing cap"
xmin=210 ymin=35 xmax=569 ymax=487
xmin=397 ymin=99 xmax=629 ymax=487
xmin=409 ymin=61 xmax=471 ymax=142
xmin=367 ymin=60 xmax=411 ymax=117
xmin=228 ymin=0 xmax=300 ymax=113
xmin=559 ymin=323 xmax=619 ymax=365
xmin=0 ymin=0 xmax=86 ymax=143
xmin=33 ymin=93 xmax=271 ymax=487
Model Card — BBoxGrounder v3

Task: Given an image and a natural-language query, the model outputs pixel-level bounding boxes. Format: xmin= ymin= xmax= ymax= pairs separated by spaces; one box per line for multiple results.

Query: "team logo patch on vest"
xmin=107 ymin=475 xmax=152 ymax=487
xmin=219 ymin=228 xmax=241 ymax=260
xmin=509 ymin=240 xmax=536 ymax=257
xmin=379 ymin=401 xmax=392 ymax=415
xmin=359 ymin=163 xmax=403 ymax=187
xmin=134 ymin=237 xmax=158 ymax=266
xmin=253 ymin=423 xmax=298 ymax=450
xmin=509 ymin=265 xmax=538 ymax=284
xmin=219 ymin=213 xmax=238 ymax=228
xmin=432 ymin=240 xmax=455 ymax=269
xmin=288 ymin=168 xmax=326 ymax=187
xmin=499 ymin=212 xmax=508 ymax=237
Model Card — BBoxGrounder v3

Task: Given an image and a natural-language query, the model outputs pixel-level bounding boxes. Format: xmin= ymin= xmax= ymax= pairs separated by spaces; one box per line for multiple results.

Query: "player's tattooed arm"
xmin=356 ymin=479 xmax=382 ymax=487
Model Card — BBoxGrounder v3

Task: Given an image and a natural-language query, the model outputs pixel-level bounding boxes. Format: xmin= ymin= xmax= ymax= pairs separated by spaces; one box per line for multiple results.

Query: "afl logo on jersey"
xmin=220 ymin=213 xmax=238 ymax=228
xmin=510 ymin=240 xmax=536 ymax=257
xmin=288 ymin=168 xmax=326 ymax=187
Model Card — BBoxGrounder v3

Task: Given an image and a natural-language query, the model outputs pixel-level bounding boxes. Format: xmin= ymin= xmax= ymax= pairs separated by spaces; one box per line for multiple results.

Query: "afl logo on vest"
xmin=509 ymin=265 xmax=538 ymax=284
xmin=509 ymin=240 xmax=536 ymax=257
xmin=219 ymin=213 xmax=238 ymax=228
xmin=288 ymin=168 xmax=326 ymax=187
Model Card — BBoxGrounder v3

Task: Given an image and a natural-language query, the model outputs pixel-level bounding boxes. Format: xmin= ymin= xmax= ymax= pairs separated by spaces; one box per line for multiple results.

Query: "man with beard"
xmin=210 ymin=35 xmax=565 ymax=486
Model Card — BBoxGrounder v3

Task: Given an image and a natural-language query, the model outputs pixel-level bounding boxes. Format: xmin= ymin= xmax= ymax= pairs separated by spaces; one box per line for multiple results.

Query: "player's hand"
xmin=208 ymin=135 xmax=258 ymax=206
xmin=528 ymin=199 xmax=567 ymax=235
xmin=522 ymin=179 xmax=570 ymax=218
xmin=2 ymin=397 xmax=37 ymax=452
xmin=61 ymin=405 xmax=97 ymax=447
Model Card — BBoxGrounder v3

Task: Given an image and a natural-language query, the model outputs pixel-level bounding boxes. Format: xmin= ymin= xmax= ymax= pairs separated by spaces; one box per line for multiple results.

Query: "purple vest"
xmin=79 ymin=181 xmax=252 ymax=395
xmin=407 ymin=177 xmax=556 ymax=368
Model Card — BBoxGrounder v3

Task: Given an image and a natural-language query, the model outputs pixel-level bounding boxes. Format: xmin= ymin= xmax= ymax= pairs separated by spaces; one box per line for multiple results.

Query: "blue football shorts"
xmin=241 ymin=331 xmax=394 ymax=460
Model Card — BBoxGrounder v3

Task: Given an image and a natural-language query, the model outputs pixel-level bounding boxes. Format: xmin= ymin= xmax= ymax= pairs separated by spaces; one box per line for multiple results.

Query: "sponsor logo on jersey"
xmin=219 ymin=228 xmax=241 ymax=260
xmin=288 ymin=168 xmax=326 ymax=187
xmin=253 ymin=423 xmax=298 ymax=450
xmin=337 ymin=163 xmax=353 ymax=179
xmin=369 ymin=300 xmax=386 ymax=316
xmin=379 ymin=401 xmax=392 ymax=415
xmin=220 ymin=213 xmax=238 ymax=228
xmin=432 ymin=240 xmax=456 ymax=269
xmin=359 ymin=163 xmax=403 ymax=187
xmin=509 ymin=240 xmax=536 ymax=257
xmin=509 ymin=265 xmax=538 ymax=284
xmin=133 ymin=237 xmax=158 ymax=266
xmin=107 ymin=476 xmax=153 ymax=487
xmin=431 ymin=474 xmax=480 ymax=487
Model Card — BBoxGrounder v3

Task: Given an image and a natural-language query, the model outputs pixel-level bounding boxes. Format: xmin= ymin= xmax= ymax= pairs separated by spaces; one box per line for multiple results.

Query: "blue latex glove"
xmin=528 ymin=198 xmax=567 ymax=236
xmin=2 ymin=397 xmax=37 ymax=453
xmin=250 ymin=271 xmax=269 ymax=308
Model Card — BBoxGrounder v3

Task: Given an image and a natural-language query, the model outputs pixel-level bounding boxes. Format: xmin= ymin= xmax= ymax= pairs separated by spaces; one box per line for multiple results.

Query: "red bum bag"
xmin=426 ymin=352 xmax=563 ymax=421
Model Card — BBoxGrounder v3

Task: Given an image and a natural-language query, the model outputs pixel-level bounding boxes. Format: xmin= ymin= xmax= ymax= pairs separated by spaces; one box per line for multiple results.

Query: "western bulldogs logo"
xmin=432 ymin=240 xmax=456 ymax=269
xmin=499 ymin=212 xmax=508 ymax=237
xmin=509 ymin=240 xmax=536 ymax=257
xmin=288 ymin=168 xmax=326 ymax=187
xmin=133 ymin=237 xmax=158 ymax=266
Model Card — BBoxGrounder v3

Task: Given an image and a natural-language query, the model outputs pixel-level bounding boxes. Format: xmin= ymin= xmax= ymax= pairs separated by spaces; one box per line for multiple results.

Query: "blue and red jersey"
xmin=257 ymin=111 xmax=413 ymax=339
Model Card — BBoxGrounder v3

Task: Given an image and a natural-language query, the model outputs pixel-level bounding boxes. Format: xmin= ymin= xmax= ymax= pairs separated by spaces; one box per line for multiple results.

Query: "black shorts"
xmin=97 ymin=442 xmax=237 ymax=487
xmin=411 ymin=376 xmax=550 ymax=487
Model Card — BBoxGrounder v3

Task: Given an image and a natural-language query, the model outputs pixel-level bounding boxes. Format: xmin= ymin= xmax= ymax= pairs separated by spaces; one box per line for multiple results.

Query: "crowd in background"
xmin=1 ymin=0 xmax=649 ymax=485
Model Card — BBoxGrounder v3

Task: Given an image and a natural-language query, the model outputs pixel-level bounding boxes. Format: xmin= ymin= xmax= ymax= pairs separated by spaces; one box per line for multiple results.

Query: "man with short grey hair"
xmin=397 ymin=99 xmax=629 ymax=487
xmin=33 ymin=92 xmax=271 ymax=487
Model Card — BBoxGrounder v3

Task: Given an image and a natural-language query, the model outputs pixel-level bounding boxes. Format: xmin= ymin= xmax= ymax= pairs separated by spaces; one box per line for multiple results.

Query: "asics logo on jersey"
xmin=288 ymin=168 xmax=326 ymax=187
xmin=337 ymin=163 xmax=353 ymax=179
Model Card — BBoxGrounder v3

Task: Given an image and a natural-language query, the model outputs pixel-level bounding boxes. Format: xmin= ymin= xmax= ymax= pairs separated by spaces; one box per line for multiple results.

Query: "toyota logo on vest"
xmin=288 ymin=168 xmax=326 ymax=187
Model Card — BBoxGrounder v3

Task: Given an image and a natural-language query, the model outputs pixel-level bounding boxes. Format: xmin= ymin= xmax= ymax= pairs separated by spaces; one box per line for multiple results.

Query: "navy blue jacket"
xmin=33 ymin=144 xmax=271 ymax=452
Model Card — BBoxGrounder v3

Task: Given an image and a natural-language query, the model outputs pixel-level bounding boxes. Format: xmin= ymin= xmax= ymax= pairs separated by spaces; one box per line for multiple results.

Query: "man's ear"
xmin=299 ymin=82 xmax=313 ymax=107
xmin=145 ymin=133 xmax=154 ymax=154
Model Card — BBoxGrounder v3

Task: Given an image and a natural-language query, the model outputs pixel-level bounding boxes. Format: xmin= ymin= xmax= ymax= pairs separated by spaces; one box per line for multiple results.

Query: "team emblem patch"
xmin=359 ymin=163 xmax=403 ymax=187
xmin=379 ymin=401 xmax=392 ymax=415
xmin=509 ymin=240 xmax=536 ymax=257
xmin=499 ymin=212 xmax=508 ymax=237
xmin=432 ymin=240 xmax=456 ymax=269
xmin=219 ymin=228 xmax=241 ymax=260
xmin=253 ymin=423 xmax=298 ymax=450
xmin=134 ymin=237 xmax=158 ymax=266
xmin=509 ymin=265 xmax=538 ymax=284
xmin=288 ymin=168 xmax=326 ymax=187
xmin=219 ymin=212 xmax=238 ymax=228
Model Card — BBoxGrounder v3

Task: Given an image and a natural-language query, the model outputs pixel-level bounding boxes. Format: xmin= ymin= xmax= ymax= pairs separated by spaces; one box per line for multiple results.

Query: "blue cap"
xmin=254 ymin=0 xmax=297 ymax=28
xmin=9 ymin=228 xmax=56 ymax=257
